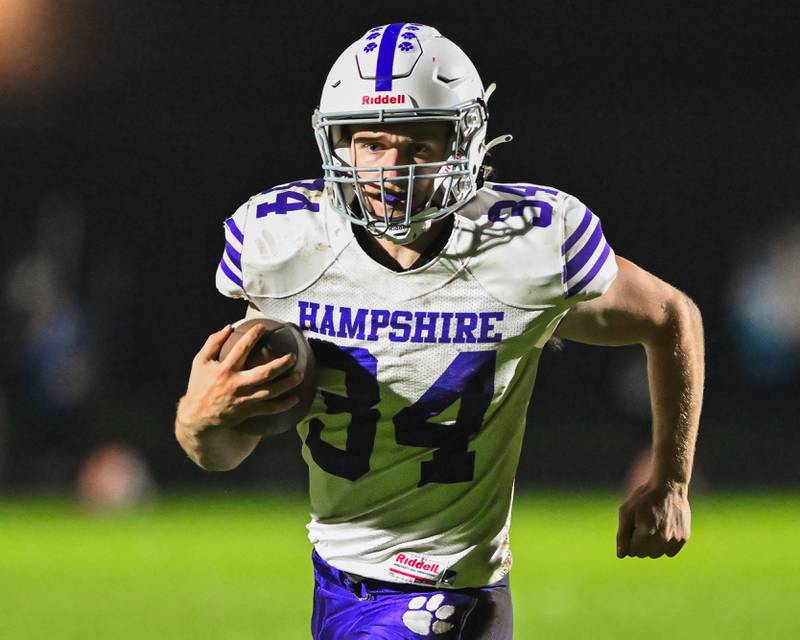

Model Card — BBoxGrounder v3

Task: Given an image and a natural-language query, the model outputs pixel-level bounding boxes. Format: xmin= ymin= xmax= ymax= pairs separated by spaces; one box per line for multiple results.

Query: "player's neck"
xmin=355 ymin=216 xmax=454 ymax=271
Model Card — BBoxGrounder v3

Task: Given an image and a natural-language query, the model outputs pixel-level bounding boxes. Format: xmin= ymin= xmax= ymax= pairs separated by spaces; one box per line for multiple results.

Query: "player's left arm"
xmin=554 ymin=255 xmax=705 ymax=559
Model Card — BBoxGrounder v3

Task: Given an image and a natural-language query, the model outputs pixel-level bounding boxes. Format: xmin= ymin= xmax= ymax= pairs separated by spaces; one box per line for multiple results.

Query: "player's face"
xmin=349 ymin=122 xmax=451 ymax=221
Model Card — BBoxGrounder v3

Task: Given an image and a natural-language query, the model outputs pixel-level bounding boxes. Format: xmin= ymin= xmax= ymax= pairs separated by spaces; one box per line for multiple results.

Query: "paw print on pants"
xmin=402 ymin=594 xmax=456 ymax=635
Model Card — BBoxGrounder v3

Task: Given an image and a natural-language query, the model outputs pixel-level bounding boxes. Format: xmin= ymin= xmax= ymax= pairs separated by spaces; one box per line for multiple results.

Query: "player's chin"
xmin=370 ymin=204 xmax=405 ymax=220
xmin=365 ymin=197 xmax=406 ymax=219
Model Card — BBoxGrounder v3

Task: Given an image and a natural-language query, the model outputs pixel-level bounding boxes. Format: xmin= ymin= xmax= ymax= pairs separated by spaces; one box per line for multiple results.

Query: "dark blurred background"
xmin=1 ymin=1 xmax=798 ymax=497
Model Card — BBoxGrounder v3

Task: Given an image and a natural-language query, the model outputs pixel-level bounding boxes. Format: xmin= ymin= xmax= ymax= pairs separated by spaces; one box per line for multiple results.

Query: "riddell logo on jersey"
xmin=389 ymin=552 xmax=442 ymax=584
xmin=396 ymin=554 xmax=440 ymax=573
xmin=362 ymin=94 xmax=406 ymax=105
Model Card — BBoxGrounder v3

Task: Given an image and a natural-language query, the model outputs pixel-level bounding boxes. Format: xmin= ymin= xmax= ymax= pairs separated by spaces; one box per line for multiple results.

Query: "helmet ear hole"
xmin=334 ymin=147 xmax=350 ymax=165
xmin=332 ymin=124 xmax=352 ymax=165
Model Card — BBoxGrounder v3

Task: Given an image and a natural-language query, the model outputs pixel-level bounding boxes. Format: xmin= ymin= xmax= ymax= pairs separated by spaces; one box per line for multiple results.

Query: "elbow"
xmin=647 ymin=289 xmax=703 ymax=348
xmin=196 ymin=458 xmax=240 ymax=472
xmin=184 ymin=446 xmax=242 ymax=472
xmin=175 ymin=423 xmax=241 ymax=473
xmin=183 ymin=443 xmax=242 ymax=473
xmin=672 ymin=291 xmax=703 ymax=337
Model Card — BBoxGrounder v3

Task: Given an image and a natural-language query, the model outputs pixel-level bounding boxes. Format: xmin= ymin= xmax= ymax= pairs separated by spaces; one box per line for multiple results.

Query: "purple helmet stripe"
xmin=225 ymin=218 xmax=244 ymax=244
xmin=375 ymin=23 xmax=405 ymax=91
xmin=219 ymin=259 xmax=243 ymax=288
xmin=562 ymin=207 xmax=593 ymax=255
xmin=567 ymin=242 xmax=611 ymax=297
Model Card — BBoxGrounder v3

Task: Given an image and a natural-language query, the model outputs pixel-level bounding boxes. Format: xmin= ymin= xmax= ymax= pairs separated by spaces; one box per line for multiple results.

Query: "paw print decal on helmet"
xmin=398 ymin=41 xmax=414 ymax=52
xmin=363 ymin=42 xmax=378 ymax=52
xmin=366 ymin=32 xmax=381 ymax=40
xmin=401 ymin=32 xmax=417 ymax=40
xmin=402 ymin=594 xmax=456 ymax=635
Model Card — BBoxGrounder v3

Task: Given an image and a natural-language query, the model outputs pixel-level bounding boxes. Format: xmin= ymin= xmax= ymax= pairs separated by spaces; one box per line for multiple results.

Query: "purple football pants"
xmin=311 ymin=550 xmax=513 ymax=639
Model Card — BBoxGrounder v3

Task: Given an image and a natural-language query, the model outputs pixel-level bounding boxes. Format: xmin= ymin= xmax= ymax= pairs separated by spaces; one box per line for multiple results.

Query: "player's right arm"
xmin=555 ymin=256 xmax=704 ymax=558
xmin=174 ymin=322 xmax=301 ymax=471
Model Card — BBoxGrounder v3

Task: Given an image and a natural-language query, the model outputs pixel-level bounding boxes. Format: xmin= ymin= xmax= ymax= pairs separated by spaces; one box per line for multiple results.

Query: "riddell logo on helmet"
xmin=362 ymin=94 xmax=406 ymax=105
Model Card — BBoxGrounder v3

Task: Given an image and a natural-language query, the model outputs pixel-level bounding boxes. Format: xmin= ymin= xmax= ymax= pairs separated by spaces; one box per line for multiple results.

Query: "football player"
xmin=175 ymin=24 xmax=704 ymax=639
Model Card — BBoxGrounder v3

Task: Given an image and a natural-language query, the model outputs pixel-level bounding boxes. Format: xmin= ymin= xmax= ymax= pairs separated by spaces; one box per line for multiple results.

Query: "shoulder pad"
xmin=216 ymin=180 xmax=351 ymax=300
xmin=452 ymin=182 xmax=616 ymax=308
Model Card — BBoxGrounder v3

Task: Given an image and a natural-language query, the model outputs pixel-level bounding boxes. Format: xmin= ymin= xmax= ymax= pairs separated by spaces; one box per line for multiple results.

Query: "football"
xmin=219 ymin=317 xmax=317 ymax=437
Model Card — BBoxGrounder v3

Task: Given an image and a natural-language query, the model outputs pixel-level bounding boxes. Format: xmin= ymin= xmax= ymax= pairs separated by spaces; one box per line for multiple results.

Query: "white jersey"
xmin=215 ymin=178 xmax=617 ymax=588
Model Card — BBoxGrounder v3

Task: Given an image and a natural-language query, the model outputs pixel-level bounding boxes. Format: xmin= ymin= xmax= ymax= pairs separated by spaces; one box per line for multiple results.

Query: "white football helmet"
xmin=312 ymin=23 xmax=510 ymax=244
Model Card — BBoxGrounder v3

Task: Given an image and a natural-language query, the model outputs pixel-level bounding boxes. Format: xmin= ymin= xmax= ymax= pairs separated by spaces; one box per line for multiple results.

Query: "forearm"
xmin=175 ymin=399 xmax=261 ymax=472
xmin=644 ymin=294 xmax=704 ymax=488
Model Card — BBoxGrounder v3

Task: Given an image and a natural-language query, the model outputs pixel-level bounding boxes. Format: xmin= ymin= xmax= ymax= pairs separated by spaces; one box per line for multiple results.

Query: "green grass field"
xmin=1 ymin=491 xmax=798 ymax=639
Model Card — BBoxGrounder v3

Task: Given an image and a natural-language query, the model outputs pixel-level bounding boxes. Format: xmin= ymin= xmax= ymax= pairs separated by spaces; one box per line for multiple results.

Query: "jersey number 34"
xmin=306 ymin=340 xmax=496 ymax=487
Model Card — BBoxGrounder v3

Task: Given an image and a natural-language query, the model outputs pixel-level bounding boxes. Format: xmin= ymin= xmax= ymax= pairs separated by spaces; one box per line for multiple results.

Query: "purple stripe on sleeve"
xmin=562 ymin=207 xmax=592 ymax=255
xmin=219 ymin=259 xmax=243 ymax=288
xmin=225 ymin=218 xmax=244 ymax=244
xmin=567 ymin=242 xmax=611 ymax=297
xmin=375 ymin=23 xmax=405 ymax=91
xmin=565 ymin=220 xmax=604 ymax=281
xmin=225 ymin=241 xmax=241 ymax=270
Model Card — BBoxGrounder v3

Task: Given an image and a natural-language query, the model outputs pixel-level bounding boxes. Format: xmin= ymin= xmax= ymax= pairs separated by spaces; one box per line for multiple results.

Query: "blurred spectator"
xmin=3 ymin=191 xmax=97 ymax=485
xmin=728 ymin=217 xmax=800 ymax=385
xmin=75 ymin=443 xmax=156 ymax=513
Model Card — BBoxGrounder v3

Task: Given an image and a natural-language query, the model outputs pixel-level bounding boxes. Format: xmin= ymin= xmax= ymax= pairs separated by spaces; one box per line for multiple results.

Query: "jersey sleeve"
xmin=561 ymin=195 xmax=618 ymax=302
xmin=215 ymin=201 xmax=249 ymax=299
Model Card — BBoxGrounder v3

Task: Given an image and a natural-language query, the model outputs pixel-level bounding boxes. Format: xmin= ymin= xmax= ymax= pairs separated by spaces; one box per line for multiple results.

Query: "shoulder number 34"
xmin=305 ymin=340 xmax=496 ymax=487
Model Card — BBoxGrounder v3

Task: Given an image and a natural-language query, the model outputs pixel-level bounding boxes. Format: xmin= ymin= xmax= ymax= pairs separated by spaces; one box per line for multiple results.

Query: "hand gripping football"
xmin=219 ymin=318 xmax=317 ymax=437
